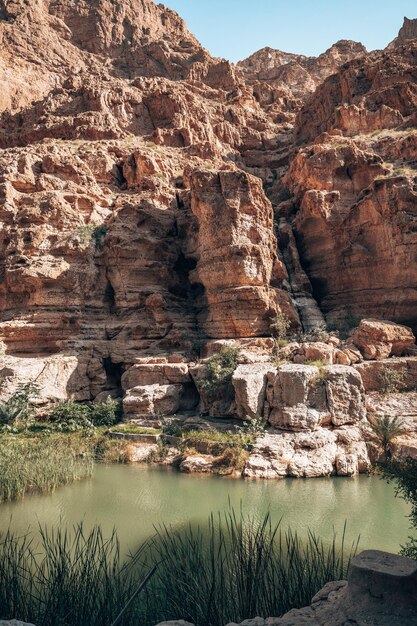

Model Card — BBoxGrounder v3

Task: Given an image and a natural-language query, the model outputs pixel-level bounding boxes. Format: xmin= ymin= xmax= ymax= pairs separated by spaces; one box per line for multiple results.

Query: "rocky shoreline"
xmin=114 ymin=319 xmax=417 ymax=479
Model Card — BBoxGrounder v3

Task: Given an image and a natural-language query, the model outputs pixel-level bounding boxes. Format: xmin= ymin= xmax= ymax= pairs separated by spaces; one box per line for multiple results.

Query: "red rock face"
xmin=186 ymin=169 xmax=296 ymax=338
xmin=285 ymin=43 xmax=417 ymax=330
xmin=0 ymin=0 xmax=416 ymax=404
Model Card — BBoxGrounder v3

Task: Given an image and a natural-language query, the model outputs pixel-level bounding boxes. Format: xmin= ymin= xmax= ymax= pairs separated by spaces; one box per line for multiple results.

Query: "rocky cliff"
xmin=0 ymin=1 xmax=417 ymax=474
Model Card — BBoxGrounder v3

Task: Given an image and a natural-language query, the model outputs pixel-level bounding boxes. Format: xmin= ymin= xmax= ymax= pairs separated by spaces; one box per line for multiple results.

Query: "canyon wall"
xmin=0 ymin=0 xmax=416 ymax=460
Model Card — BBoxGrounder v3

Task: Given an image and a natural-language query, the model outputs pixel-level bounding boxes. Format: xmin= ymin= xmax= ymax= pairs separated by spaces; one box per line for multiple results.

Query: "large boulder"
xmin=121 ymin=361 xmax=190 ymax=388
xmin=266 ymin=364 xmax=327 ymax=431
xmin=325 ymin=365 xmax=366 ymax=426
xmin=232 ymin=363 xmax=275 ymax=420
xmin=351 ymin=319 xmax=415 ymax=360
xmin=354 ymin=357 xmax=417 ymax=392
xmin=0 ymin=354 xmax=90 ymax=402
xmin=266 ymin=364 xmax=366 ymax=430
xmin=179 ymin=455 xmax=214 ymax=473
xmin=123 ymin=384 xmax=183 ymax=418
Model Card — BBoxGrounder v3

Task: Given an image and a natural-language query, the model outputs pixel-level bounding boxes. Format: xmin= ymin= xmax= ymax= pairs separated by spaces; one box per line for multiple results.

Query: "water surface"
xmin=0 ymin=465 xmax=412 ymax=554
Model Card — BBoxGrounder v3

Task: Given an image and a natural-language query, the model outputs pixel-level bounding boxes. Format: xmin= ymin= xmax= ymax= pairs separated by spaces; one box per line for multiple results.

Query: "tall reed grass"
xmin=0 ymin=510 xmax=358 ymax=626
xmin=0 ymin=436 xmax=94 ymax=502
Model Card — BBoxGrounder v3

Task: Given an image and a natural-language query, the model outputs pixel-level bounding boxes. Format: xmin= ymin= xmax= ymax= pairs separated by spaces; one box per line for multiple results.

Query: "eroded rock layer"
xmin=0 ymin=0 xmax=417 ymax=474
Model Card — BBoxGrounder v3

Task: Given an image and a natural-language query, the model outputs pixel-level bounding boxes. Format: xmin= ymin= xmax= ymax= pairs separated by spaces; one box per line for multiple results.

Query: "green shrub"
xmin=76 ymin=224 xmax=107 ymax=248
xmin=48 ymin=398 xmax=122 ymax=431
xmin=379 ymin=368 xmax=406 ymax=394
xmin=335 ymin=309 xmax=362 ymax=337
xmin=92 ymin=225 xmax=107 ymax=248
xmin=197 ymin=345 xmax=239 ymax=402
xmin=0 ymin=382 xmax=39 ymax=428
xmin=270 ymin=311 xmax=291 ymax=341
xmin=161 ymin=418 xmax=184 ymax=436
xmin=89 ymin=398 xmax=123 ymax=426
xmin=48 ymin=401 xmax=94 ymax=432
xmin=239 ymin=416 xmax=266 ymax=437
xmin=369 ymin=414 xmax=407 ymax=460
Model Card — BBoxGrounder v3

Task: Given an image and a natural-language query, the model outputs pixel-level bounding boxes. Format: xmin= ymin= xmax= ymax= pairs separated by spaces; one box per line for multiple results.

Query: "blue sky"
xmin=163 ymin=0 xmax=416 ymax=62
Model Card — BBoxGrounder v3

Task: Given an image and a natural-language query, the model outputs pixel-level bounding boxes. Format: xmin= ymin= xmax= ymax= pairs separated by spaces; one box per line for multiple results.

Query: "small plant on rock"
xmin=237 ymin=416 xmax=266 ymax=437
xmin=270 ymin=311 xmax=291 ymax=344
xmin=369 ymin=414 xmax=408 ymax=460
xmin=379 ymin=368 xmax=406 ymax=394
xmin=338 ymin=309 xmax=362 ymax=338
xmin=298 ymin=323 xmax=332 ymax=344
xmin=197 ymin=345 xmax=240 ymax=402
xmin=0 ymin=382 xmax=39 ymax=429
xmin=305 ymin=359 xmax=327 ymax=368
xmin=76 ymin=224 xmax=107 ymax=248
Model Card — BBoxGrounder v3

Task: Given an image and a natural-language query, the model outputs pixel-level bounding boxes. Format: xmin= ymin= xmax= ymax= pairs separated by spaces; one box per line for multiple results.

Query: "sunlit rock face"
xmin=285 ymin=42 xmax=417 ymax=330
xmin=0 ymin=0 xmax=416 ymax=465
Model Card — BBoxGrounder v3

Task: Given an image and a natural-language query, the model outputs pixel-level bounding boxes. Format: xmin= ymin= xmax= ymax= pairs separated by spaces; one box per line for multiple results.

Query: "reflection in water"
xmin=0 ymin=465 xmax=412 ymax=555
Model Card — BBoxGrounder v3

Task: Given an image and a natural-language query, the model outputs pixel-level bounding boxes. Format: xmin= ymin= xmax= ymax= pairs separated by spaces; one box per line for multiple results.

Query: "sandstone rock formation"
xmin=390 ymin=16 xmax=417 ymax=47
xmin=350 ymin=319 xmax=416 ymax=359
xmin=284 ymin=42 xmax=417 ymax=330
xmin=0 ymin=0 xmax=417 ymax=476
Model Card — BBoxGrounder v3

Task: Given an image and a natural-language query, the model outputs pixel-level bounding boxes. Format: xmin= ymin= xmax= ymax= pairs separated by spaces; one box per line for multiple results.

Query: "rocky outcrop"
xmin=350 ymin=319 xmax=416 ymax=360
xmin=265 ymin=364 xmax=366 ymax=430
xmin=186 ymin=169 xmax=297 ymax=338
xmin=230 ymin=362 xmax=371 ymax=478
xmin=390 ymin=17 xmax=417 ymax=47
xmin=285 ymin=133 xmax=417 ymax=329
xmin=282 ymin=40 xmax=417 ymax=331
xmin=238 ymin=40 xmax=367 ymax=104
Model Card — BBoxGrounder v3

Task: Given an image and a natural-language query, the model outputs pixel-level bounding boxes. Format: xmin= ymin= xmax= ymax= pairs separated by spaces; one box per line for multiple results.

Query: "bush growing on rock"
xmin=270 ymin=311 xmax=291 ymax=344
xmin=197 ymin=345 xmax=239 ymax=401
xmin=369 ymin=414 xmax=407 ymax=460
xmin=89 ymin=397 xmax=123 ymax=426
xmin=379 ymin=368 xmax=406 ymax=394
xmin=298 ymin=323 xmax=333 ymax=344
xmin=0 ymin=382 xmax=39 ymax=429
xmin=48 ymin=398 xmax=122 ymax=432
